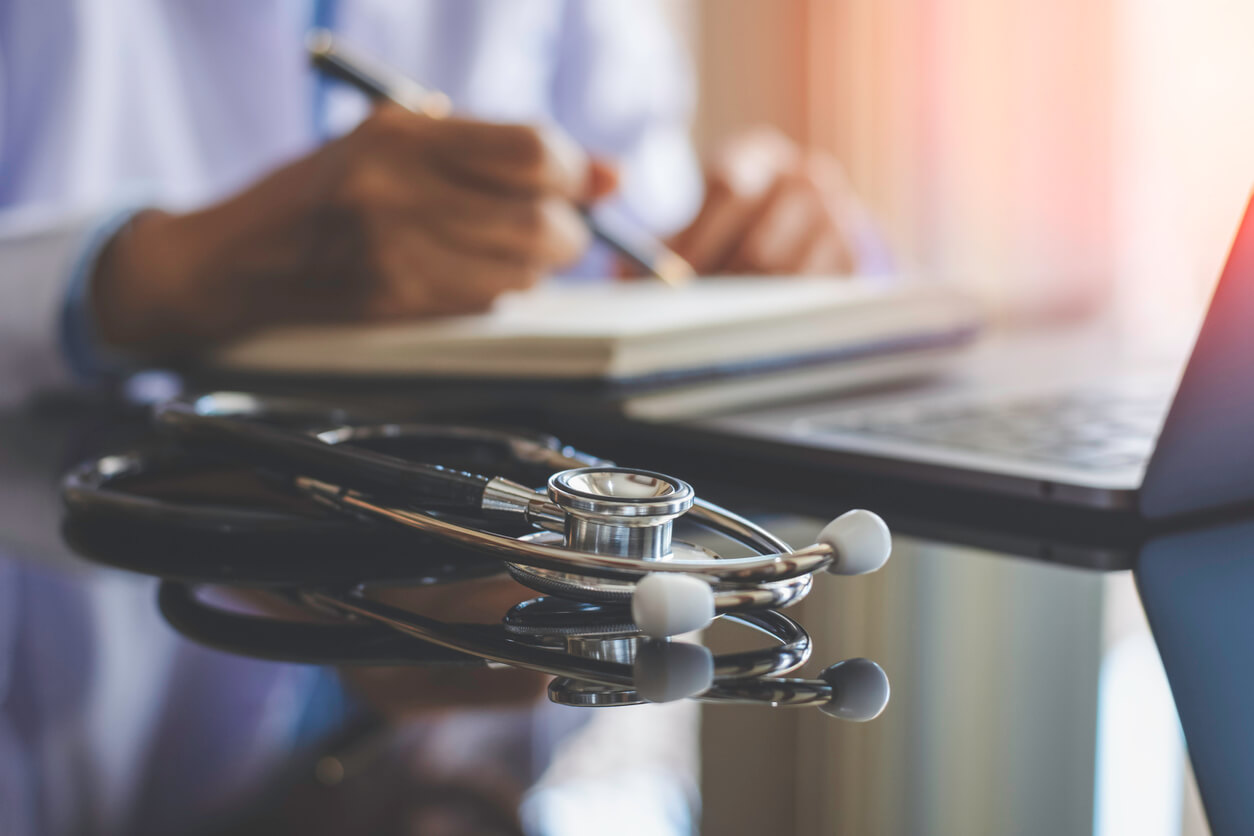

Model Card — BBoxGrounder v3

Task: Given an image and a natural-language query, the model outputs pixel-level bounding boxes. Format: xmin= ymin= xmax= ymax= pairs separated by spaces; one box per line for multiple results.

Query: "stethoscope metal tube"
xmin=157 ymin=581 xmax=811 ymax=685
xmin=298 ymin=476 xmax=836 ymax=583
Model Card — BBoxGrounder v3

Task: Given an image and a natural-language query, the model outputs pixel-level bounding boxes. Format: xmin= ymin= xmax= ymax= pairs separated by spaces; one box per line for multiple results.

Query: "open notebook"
xmin=208 ymin=278 xmax=980 ymax=389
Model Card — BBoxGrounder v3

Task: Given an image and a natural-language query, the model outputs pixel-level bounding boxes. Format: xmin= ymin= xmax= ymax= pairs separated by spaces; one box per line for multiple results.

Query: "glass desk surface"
xmin=0 ymin=398 xmax=1246 ymax=836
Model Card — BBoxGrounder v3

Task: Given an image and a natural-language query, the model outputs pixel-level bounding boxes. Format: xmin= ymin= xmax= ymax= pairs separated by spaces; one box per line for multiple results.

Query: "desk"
xmin=0 ymin=394 xmax=1241 ymax=836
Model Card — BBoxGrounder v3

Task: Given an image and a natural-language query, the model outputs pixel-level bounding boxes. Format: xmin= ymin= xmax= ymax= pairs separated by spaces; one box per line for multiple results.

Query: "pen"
xmin=307 ymin=29 xmax=695 ymax=287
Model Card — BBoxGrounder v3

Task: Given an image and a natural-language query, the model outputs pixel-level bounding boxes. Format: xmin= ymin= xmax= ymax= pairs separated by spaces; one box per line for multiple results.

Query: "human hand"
xmin=92 ymin=105 xmax=617 ymax=357
xmin=669 ymin=126 xmax=865 ymax=276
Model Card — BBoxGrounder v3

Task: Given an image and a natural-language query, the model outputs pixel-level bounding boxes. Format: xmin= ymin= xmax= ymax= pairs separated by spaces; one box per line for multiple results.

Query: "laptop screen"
xmin=1141 ymin=191 xmax=1254 ymax=517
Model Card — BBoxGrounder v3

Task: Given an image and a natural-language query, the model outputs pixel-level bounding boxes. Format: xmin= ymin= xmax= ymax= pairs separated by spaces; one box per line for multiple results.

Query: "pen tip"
xmin=654 ymin=251 xmax=697 ymax=287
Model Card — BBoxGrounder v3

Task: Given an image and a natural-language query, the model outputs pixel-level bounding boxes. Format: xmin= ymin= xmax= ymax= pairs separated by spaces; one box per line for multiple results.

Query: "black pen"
xmin=307 ymin=29 xmax=695 ymax=287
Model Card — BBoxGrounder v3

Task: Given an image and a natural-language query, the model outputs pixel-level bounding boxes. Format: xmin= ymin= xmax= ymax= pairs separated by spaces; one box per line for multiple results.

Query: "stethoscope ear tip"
xmin=818 ymin=658 xmax=890 ymax=721
xmin=819 ymin=509 xmax=892 ymax=576
xmin=631 ymin=572 xmax=716 ymax=639
xmin=633 ymin=640 xmax=715 ymax=703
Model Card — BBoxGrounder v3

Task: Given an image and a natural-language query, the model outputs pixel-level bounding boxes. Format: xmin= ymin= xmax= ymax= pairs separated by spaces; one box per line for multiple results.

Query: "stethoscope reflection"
xmin=158 ymin=582 xmax=889 ymax=720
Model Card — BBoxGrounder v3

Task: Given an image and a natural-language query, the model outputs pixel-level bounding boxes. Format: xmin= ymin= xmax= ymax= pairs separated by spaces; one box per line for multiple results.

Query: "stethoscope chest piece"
xmin=548 ymin=467 xmax=695 ymax=560
xmin=493 ymin=464 xmax=886 ymax=640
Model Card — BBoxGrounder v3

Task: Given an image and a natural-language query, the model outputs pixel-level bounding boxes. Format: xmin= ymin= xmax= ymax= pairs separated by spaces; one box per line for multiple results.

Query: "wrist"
xmin=96 ymin=152 xmax=332 ymax=358
xmin=91 ymin=209 xmax=191 ymax=355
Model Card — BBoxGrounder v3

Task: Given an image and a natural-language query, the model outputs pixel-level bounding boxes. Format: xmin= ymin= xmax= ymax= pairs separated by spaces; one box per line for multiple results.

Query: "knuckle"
xmin=775 ymin=170 xmax=827 ymax=217
xmin=355 ymin=105 xmax=426 ymax=150
xmin=371 ymin=103 xmax=414 ymax=132
xmin=334 ymin=166 xmax=384 ymax=212
xmin=704 ymin=167 xmax=737 ymax=199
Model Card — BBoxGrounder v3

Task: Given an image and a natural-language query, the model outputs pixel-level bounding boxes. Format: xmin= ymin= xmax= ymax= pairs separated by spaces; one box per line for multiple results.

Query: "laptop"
xmin=644 ymin=193 xmax=1254 ymax=518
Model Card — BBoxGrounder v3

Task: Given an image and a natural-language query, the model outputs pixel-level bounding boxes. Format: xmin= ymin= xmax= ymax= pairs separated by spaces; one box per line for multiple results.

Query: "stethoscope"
xmin=62 ymin=391 xmax=892 ymax=638
xmin=154 ymin=580 xmax=889 ymax=719
xmin=60 ymin=391 xmax=892 ymax=716
xmin=108 ymin=392 xmax=892 ymax=638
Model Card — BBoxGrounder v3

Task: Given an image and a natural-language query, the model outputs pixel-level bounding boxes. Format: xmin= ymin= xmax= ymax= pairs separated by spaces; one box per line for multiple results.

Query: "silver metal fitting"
xmin=547 ymin=467 xmax=695 ymax=561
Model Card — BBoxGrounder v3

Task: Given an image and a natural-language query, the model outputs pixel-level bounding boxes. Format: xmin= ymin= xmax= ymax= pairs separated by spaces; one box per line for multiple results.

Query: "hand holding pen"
xmin=308 ymin=30 xmax=695 ymax=286
xmin=91 ymin=34 xmax=666 ymax=359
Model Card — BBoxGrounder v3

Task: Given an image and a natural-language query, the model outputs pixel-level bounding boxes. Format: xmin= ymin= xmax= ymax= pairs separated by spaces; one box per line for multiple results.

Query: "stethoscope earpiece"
xmin=818 ymin=658 xmax=891 ymax=721
xmin=818 ymin=509 xmax=893 ymax=576
xmin=630 ymin=573 xmax=717 ymax=639
xmin=632 ymin=640 xmax=715 ymax=703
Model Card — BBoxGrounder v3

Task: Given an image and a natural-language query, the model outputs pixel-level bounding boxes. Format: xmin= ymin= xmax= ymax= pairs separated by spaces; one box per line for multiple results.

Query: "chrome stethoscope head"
xmin=547 ymin=467 xmax=695 ymax=561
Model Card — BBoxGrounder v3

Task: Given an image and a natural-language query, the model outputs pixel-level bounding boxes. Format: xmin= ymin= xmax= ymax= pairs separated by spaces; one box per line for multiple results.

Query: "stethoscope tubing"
xmin=305 ymin=481 xmax=833 ymax=583
xmin=153 ymin=395 xmax=607 ymax=508
xmin=157 ymin=581 xmax=813 ymax=683
xmin=144 ymin=394 xmax=836 ymax=584
xmin=155 ymin=400 xmax=492 ymax=511
xmin=60 ymin=446 xmax=507 ymax=585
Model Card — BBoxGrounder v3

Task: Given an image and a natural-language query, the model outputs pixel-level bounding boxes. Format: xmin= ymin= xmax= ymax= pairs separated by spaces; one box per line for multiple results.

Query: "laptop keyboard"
xmin=807 ymin=389 xmax=1171 ymax=471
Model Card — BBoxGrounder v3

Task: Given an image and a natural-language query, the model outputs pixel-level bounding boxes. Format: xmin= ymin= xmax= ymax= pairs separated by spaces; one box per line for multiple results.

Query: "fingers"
xmin=276 ymin=221 xmax=545 ymax=324
xmin=358 ymin=227 xmax=546 ymax=320
xmin=414 ymin=174 xmax=591 ymax=267
xmin=724 ymin=173 xmax=821 ymax=273
xmin=585 ymin=158 xmax=620 ymax=202
xmin=669 ymin=172 xmax=765 ymax=274
xmin=360 ymin=105 xmax=598 ymax=200
xmin=671 ymin=125 xmax=864 ymax=276
xmin=310 ymin=108 xmax=616 ymax=320
xmin=725 ymin=168 xmax=856 ymax=275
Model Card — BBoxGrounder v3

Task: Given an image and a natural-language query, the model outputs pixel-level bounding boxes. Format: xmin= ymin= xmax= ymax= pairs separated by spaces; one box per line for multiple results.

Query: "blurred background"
xmin=671 ymin=0 xmax=1254 ymax=331
xmin=654 ymin=2 xmax=1252 ymax=833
